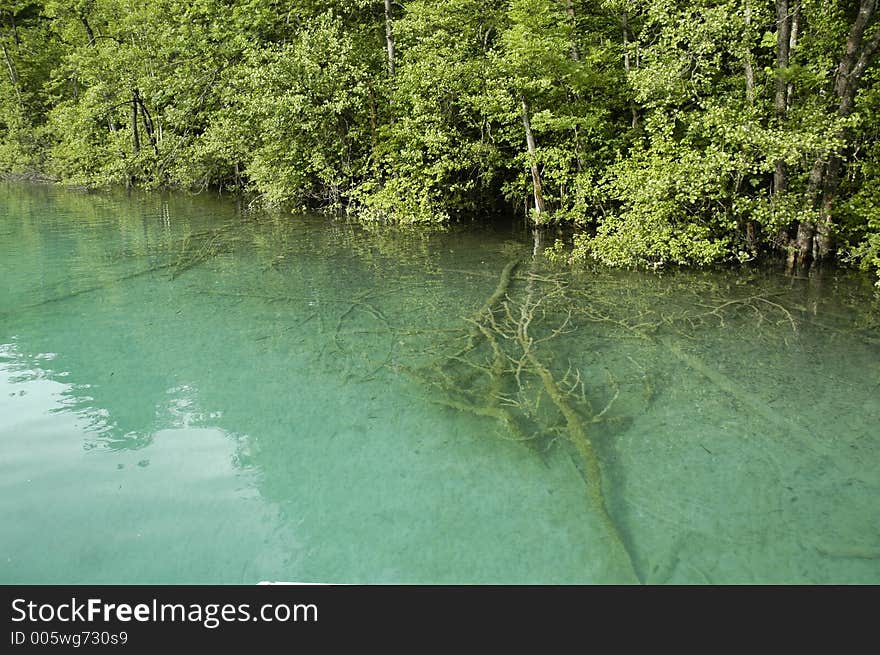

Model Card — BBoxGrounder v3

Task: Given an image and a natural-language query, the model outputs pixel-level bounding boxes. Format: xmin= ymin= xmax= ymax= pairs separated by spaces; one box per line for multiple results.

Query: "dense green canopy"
xmin=1 ymin=1 xmax=879 ymax=282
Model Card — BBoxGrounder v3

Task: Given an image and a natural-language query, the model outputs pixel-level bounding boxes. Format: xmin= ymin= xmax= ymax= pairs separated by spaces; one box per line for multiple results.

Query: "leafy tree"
xmin=2 ymin=0 xmax=880 ymax=284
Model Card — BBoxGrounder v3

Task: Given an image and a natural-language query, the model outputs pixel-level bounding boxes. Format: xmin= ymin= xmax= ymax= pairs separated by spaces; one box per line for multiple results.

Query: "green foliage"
xmin=3 ymin=0 xmax=880 ymax=282
xmin=0 ymin=1 xmax=62 ymax=173
xmin=841 ymin=150 xmax=880 ymax=285
xmin=221 ymin=13 xmax=376 ymax=209
xmin=576 ymin=142 xmax=734 ymax=267
xmin=351 ymin=0 xmax=507 ymax=222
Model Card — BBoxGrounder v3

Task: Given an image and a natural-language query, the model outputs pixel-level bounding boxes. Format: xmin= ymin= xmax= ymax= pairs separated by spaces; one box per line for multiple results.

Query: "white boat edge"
xmin=257 ymin=581 xmax=336 ymax=585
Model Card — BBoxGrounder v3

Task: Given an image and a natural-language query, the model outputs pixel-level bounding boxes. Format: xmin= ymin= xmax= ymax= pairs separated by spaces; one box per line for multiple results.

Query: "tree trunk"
xmin=623 ymin=10 xmax=638 ymax=128
xmin=384 ymin=0 xmax=395 ymax=78
xmin=131 ymin=90 xmax=140 ymax=156
xmin=521 ymin=97 xmax=546 ymax=220
xmin=792 ymin=0 xmax=880 ymax=270
xmin=81 ymin=17 xmax=95 ymax=46
xmin=744 ymin=1 xmax=755 ymax=103
xmin=835 ymin=0 xmax=879 ymax=113
xmin=532 ymin=227 xmax=545 ymax=259
xmin=774 ymin=0 xmax=791 ymax=195
xmin=740 ymin=1 xmax=759 ymax=251
xmin=786 ymin=2 xmax=800 ymax=111
xmin=789 ymin=221 xmax=815 ymax=272
xmin=9 ymin=12 xmax=20 ymax=47
xmin=564 ymin=0 xmax=580 ymax=62
xmin=136 ymin=92 xmax=158 ymax=155
xmin=1 ymin=41 xmax=19 ymax=99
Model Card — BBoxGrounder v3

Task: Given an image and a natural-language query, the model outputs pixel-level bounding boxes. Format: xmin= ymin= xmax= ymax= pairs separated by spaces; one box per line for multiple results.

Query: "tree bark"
xmin=81 ymin=17 xmax=95 ymax=46
xmin=1 ymin=40 xmax=19 ymax=95
xmin=532 ymin=227 xmax=544 ymax=258
xmin=774 ymin=0 xmax=791 ymax=195
xmin=9 ymin=12 xmax=20 ymax=47
xmin=744 ymin=1 xmax=755 ymax=103
xmin=786 ymin=2 xmax=800 ymax=111
xmin=623 ymin=10 xmax=638 ymax=128
xmin=384 ymin=0 xmax=395 ymax=78
xmin=564 ymin=0 xmax=580 ymax=62
xmin=521 ymin=97 xmax=546 ymax=220
xmin=793 ymin=0 xmax=880 ymax=269
xmin=131 ymin=90 xmax=140 ymax=156
xmin=136 ymin=92 xmax=158 ymax=154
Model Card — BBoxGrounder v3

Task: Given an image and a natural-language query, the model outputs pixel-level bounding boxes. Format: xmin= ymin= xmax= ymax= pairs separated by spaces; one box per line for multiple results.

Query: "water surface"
xmin=1 ymin=182 xmax=878 ymax=583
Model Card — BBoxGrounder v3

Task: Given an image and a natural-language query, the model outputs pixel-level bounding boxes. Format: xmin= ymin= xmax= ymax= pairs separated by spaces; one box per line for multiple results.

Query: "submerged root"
xmin=407 ymin=259 xmax=641 ymax=582
xmin=514 ymin=281 xmax=639 ymax=582
xmin=6 ymin=260 xmax=178 ymax=316
xmin=815 ymin=545 xmax=880 ymax=560
xmin=171 ymin=225 xmax=238 ymax=280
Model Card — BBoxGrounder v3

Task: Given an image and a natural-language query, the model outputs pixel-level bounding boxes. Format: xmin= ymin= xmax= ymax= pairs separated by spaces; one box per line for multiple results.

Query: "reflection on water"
xmin=0 ymin=181 xmax=878 ymax=584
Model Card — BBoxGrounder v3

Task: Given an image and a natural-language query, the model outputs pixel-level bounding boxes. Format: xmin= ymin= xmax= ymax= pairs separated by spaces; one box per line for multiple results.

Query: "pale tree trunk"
xmin=564 ymin=0 xmax=580 ymax=62
xmin=1 ymin=41 xmax=19 ymax=101
xmin=1 ymin=10 xmax=19 ymax=94
xmin=521 ymin=97 xmax=546 ymax=220
xmin=774 ymin=0 xmax=792 ymax=195
xmin=744 ymin=1 xmax=755 ymax=103
xmin=532 ymin=228 xmax=545 ymax=259
xmin=786 ymin=2 xmax=800 ymax=110
xmin=384 ymin=0 xmax=395 ymax=78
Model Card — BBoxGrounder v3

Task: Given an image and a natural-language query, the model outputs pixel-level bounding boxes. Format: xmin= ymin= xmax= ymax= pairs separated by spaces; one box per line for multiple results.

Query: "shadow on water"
xmin=1 ymin=181 xmax=878 ymax=583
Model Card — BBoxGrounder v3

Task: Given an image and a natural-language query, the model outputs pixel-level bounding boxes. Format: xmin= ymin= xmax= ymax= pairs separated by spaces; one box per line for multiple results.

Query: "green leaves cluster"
xmin=1 ymin=0 xmax=879 ymax=282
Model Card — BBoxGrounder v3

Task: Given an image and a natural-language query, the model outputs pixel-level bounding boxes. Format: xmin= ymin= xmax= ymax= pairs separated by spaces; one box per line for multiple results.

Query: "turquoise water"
xmin=1 ymin=182 xmax=878 ymax=584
